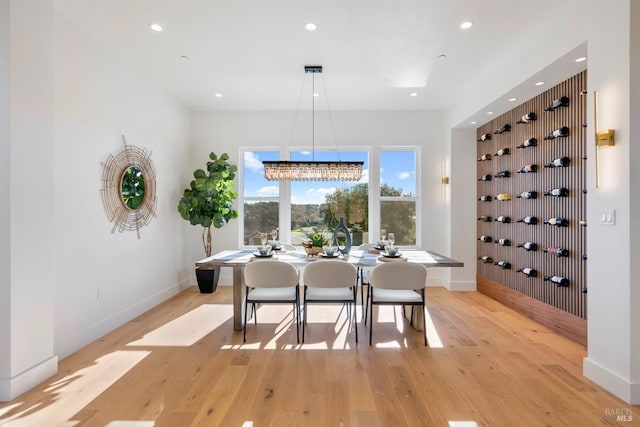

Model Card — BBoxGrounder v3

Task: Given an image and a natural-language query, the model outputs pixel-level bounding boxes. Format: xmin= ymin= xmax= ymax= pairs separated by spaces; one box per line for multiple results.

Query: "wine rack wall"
xmin=476 ymin=71 xmax=587 ymax=343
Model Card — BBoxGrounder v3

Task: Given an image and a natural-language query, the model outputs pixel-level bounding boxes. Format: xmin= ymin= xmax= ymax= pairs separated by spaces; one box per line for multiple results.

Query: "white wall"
xmin=52 ymin=12 xmax=192 ymax=358
xmin=1 ymin=1 xmax=191 ymax=401
xmin=446 ymin=0 xmax=638 ymax=404
xmin=627 ymin=0 xmax=639 ymax=403
xmin=190 ymin=110 xmax=452 ymax=286
xmin=446 ymin=128 xmax=476 ymax=291
xmin=0 ymin=0 xmax=11 ymax=396
xmin=2 ymin=0 xmax=58 ymax=401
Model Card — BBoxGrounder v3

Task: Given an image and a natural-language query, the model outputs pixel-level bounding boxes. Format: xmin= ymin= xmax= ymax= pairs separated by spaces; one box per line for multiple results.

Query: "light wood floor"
xmin=1 ymin=285 xmax=638 ymax=427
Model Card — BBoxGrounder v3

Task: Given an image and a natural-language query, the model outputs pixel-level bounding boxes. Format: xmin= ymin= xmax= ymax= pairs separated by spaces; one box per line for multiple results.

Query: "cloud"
xmin=307 ymin=187 xmax=337 ymax=196
xmin=257 ymin=186 xmax=279 ymax=197
xmin=244 ymin=151 xmax=264 ymax=173
xmin=358 ymin=168 xmax=370 ymax=184
xmin=396 ymin=171 xmax=411 ymax=180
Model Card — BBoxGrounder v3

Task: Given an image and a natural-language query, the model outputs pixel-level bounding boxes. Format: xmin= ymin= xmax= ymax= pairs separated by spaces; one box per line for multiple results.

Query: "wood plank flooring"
xmin=1 ymin=285 xmax=638 ymax=426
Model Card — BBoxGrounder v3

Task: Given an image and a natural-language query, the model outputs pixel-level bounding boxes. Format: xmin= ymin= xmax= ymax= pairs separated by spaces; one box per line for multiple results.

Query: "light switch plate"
xmin=600 ymin=209 xmax=616 ymax=226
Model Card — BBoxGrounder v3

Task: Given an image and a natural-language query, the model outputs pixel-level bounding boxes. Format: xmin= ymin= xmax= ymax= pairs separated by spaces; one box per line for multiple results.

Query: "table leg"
xmin=233 ymin=266 xmax=245 ymax=331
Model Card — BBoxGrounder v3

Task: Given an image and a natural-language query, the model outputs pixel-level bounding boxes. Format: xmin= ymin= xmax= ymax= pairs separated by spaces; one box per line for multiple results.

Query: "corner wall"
xmin=446 ymin=0 xmax=638 ymax=404
xmin=0 ymin=0 xmax=12 ymax=398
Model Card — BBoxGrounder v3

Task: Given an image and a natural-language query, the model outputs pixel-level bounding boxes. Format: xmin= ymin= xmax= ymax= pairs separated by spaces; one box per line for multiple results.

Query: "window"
xmin=238 ymin=147 xmax=418 ymax=248
xmin=289 ymin=150 xmax=369 ymax=245
xmin=242 ymin=150 xmax=279 ymax=245
xmin=380 ymin=150 xmax=417 ymax=246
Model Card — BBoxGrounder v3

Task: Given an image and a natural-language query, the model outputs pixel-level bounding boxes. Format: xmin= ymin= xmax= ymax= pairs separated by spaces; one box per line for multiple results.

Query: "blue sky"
xmin=244 ymin=150 xmax=415 ymax=204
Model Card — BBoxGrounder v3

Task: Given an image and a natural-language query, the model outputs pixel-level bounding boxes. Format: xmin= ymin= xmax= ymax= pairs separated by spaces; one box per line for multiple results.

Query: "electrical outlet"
xmin=599 ymin=209 xmax=615 ymax=226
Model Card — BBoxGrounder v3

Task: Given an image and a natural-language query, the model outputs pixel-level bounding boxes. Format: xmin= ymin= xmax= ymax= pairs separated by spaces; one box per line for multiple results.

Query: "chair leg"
xmin=353 ymin=301 xmax=358 ymax=343
xmin=423 ymin=304 xmax=428 ymax=347
xmin=253 ymin=303 xmax=257 ymax=325
xmin=243 ymin=296 xmax=249 ymax=343
xmin=369 ymin=298 xmax=374 ymax=346
xmin=296 ymin=292 xmax=300 ymax=344
xmin=302 ymin=299 xmax=307 ymax=343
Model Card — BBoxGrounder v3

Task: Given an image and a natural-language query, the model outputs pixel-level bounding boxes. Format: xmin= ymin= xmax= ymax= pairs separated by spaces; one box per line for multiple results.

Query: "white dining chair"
xmin=243 ymin=260 xmax=300 ymax=343
xmin=302 ymin=260 xmax=358 ymax=343
xmin=367 ymin=262 xmax=428 ymax=346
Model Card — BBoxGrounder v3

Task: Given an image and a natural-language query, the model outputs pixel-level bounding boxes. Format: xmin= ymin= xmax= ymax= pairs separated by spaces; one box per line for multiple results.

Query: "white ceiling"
xmin=55 ymin=0 xmax=586 ymax=121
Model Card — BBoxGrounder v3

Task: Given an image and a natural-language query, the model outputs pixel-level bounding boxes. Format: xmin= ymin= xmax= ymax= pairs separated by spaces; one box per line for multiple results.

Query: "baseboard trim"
xmin=584 ymin=357 xmax=640 ymax=404
xmin=447 ymin=280 xmax=477 ymax=291
xmin=0 ymin=355 xmax=58 ymax=402
xmin=55 ymin=283 xmax=182 ymax=359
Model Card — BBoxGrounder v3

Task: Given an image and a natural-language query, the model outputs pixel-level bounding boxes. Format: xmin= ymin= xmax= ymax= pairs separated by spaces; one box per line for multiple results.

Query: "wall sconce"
xmin=593 ymin=90 xmax=615 ymax=188
xmin=441 ymin=159 xmax=449 ymax=202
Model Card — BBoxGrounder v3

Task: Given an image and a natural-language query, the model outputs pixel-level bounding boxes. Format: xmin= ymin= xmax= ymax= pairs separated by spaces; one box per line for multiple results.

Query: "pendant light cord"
xmin=312 ymin=71 xmax=315 ymax=161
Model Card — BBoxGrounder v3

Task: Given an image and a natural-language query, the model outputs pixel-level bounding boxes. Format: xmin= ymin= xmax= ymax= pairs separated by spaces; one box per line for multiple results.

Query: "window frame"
xmin=238 ymin=146 xmax=420 ymax=249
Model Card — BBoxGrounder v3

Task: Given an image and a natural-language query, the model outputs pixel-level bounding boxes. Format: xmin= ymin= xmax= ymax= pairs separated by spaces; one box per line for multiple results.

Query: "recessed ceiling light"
xmin=508 ymin=98 xmax=517 ymax=102
xmin=312 ymin=92 xmax=320 ymax=97
xmin=470 ymin=121 xmax=477 ymax=124
xmin=214 ymin=93 xmax=223 ymax=98
xmin=535 ymin=81 xmax=545 ymax=86
xmin=486 ymin=111 xmax=494 ymax=115
xmin=438 ymin=54 xmax=447 ymax=59
xmin=409 ymin=92 xmax=418 ymax=97
xmin=180 ymin=55 xmax=190 ymax=60
xmin=575 ymin=56 xmax=587 ymax=63
xmin=150 ymin=23 xmax=163 ymax=32
xmin=460 ymin=21 xmax=473 ymax=30
xmin=305 ymin=22 xmax=317 ymax=31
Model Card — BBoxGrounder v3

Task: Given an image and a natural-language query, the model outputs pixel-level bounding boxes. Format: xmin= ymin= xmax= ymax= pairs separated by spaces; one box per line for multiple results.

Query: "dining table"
xmin=196 ymin=247 xmax=464 ymax=331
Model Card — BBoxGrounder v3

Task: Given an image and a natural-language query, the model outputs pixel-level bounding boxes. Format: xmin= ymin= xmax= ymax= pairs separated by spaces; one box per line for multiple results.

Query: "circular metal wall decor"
xmin=101 ymin=135 xmax=157 ymax=238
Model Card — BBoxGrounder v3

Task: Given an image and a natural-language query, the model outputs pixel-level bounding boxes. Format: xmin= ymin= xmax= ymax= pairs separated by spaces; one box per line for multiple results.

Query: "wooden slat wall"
xmin=476 ymin=71 xmax=587 ymax=326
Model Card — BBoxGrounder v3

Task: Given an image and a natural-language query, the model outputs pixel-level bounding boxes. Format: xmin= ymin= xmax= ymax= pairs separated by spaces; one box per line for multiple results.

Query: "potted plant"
xmin=178 ymin=152 xmax=239 ymax=293
xmin=301 ymin=233 xmax=328 ymax=256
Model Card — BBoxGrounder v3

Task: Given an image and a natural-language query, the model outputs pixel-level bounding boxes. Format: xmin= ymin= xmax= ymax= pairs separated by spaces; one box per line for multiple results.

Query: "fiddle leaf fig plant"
xmin=178 ymin=152 xmax=239 ymax=257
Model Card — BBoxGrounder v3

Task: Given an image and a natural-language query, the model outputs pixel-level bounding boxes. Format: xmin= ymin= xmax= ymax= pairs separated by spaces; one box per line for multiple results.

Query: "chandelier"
xmin=262 ymin=65 xmax=363 ymax=182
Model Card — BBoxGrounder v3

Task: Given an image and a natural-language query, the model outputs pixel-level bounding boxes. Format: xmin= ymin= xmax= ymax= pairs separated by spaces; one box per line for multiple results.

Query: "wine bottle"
xmin=494 ymin=124 xmax=511 ymax=134
xmin=495 ymin=147 xmax=510 ymax=156
xmin=496 ymin=193 xmax=511 ymax=201
xmin=478 ymin=195 xmax=492 ymax=202
xmin=516 ymin=164 xmax=538 ymax=173
xmin=495 ymin=260 xmax=511 ymax=269
xmin=477 ymin=215 xmax=493 ymax=222
xmin=478 ymin=235 xmax=493 ymax=243
xmin=543 ymin=247 xmax=569 ymax=257
xmin=516 ymin=216 xmax=538 ymax=225
xmin=495 ymin=238 xmax=511 ymax=246
xmin=496 ymin=215 xmax=511 ymax=223
xmin=517 ymin=267 xmax=538 ymax=277
xmin=478 ymin=153 xmax=492 ymax=161
xmin=516 ymin=242 xmax=538 ymax=251
xmin=544 ymin=126 xmax=570 ymax=140
xmin=544 ymin=96 xmax=570 ymax=111
xmin=516 ymin=138 xmax=537 ymax=148
xmin=516 ymin=112 xmax=537 ymax=124
xmin=516 ymin=191 xmax=538 ymax=199
xmin=582 ymin=254 xmax=588 ymax=261
xmin=544 ymin=217 xmax=569 ymax=227
xmin=494 ymin=170 xmax=511 ymax=178
xmin=478 ymin=174 xmax=492 ymax=181
xmin=544 ymin=187 xmax=569 ymax=197
xmin=478 ymin=256 xmax=493 ymax=263
xmin=478 ymin=133 xmax=492 ymax=142
xmin=544 ymin=156 xmax=570 ymax=168
xmin=544 ymin=275 xmax=569 ymax=287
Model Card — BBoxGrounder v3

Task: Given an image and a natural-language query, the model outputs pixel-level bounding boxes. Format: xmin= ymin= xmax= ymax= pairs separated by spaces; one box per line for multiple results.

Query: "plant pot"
xmin=195 ymin=267 xmax=221 ymax=293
